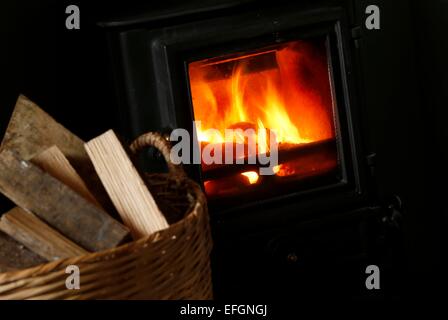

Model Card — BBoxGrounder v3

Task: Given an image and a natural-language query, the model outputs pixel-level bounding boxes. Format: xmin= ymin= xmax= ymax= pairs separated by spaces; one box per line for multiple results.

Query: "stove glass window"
xmin=187 ymin=38 xmax=341 ymax=204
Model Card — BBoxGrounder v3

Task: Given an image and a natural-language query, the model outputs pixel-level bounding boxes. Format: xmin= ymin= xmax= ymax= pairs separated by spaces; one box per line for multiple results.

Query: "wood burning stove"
xmin=102 ymin=2 xmax=365 ymax=212
xmin=101 ymin=0 xmax=402 ymax=299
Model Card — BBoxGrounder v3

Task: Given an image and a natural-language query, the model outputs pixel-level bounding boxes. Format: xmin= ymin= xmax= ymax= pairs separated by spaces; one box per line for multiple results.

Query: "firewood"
xmin=31 ymin=145 xmax=101 ymax=207
xmin=85 ymin=130 xmax=169 ymax=238
xmin=202 ymin=139 xmax=336 ymax=180
xmin=0 ymin=207 xmax=88 ymax=261
xmin=0 ymin=231 xmax=46 ymax=273
xmin=0 ymin=149 xmax=130 ymax=251
xmin=0 ymin=95 xmax=115 ymax=214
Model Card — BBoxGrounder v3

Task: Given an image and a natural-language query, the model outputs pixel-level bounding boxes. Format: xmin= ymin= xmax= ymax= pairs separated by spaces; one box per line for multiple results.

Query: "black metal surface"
xmin=98 ymin=0 xmax=252 ymax=28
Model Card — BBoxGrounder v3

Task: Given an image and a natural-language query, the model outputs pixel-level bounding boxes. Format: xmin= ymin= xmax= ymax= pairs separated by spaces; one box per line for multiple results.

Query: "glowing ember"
xmin=241 ymin=171 xmax=259 ymax=184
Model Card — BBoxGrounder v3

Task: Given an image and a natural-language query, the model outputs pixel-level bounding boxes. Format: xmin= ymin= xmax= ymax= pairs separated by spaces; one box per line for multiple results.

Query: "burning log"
xmin=204 ymin=174 xmax=255 ymax=197
xmin=201 ymin=139 xmax=336 ymax=181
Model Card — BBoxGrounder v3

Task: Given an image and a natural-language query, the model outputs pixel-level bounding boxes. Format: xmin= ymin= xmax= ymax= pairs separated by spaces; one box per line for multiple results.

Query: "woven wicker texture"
xmin=0 ymin=132 xmax=213 ymax=300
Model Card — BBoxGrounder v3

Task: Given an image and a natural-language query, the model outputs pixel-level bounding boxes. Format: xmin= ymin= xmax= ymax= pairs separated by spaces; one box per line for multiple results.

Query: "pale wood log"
xmin=85 ymin=130 xmax=169 ymax=239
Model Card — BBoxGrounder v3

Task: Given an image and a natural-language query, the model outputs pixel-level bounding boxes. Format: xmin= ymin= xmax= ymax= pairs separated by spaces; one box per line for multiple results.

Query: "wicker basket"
xmin=0 ymin=132 xmax=213 ymax=300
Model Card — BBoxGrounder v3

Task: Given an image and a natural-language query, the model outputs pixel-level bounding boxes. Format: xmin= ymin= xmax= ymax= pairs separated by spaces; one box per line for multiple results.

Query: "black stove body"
xmin=102 ymin=0 xmax=404 ymax=299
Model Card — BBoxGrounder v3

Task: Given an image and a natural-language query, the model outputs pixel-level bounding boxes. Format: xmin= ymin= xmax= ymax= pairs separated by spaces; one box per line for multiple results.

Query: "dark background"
xmin=0 ymin=0 xmax=446 ymax=299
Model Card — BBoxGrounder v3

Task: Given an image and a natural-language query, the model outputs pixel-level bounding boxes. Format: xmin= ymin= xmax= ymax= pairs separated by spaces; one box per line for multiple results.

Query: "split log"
xmin=85 ymin=130 xmax=169 ymax=239
xmin=0 ymin=149 xmax=130 ymax=252
xmin=0 ymin=95 xmax=115 ymax=214
xmin=0 ymin=207 xmax=88 ymax=261
xmin=0 ymin=231 xmax=46 ymax=273
xmin=31 ymin=145 xmax=101 ymax=207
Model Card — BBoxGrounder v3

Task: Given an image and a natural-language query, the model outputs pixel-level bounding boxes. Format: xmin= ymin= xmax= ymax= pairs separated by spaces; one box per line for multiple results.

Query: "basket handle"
xmin=130 ymin=132 xmax=186 ymax=178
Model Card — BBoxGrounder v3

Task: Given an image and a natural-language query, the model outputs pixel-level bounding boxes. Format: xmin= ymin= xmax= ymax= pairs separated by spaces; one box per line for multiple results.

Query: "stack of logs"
xmin=0 ymin=95 xmax=169 ymax=272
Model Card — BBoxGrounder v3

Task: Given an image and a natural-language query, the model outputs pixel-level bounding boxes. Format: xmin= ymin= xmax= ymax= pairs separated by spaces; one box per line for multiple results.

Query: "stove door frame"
xmin=106 ymin=4 xmax=369 ymax=220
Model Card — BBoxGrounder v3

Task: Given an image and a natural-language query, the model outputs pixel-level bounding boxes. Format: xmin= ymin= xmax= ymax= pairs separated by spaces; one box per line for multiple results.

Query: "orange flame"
xmin=189 ymin=40 xmax=335 ymax=181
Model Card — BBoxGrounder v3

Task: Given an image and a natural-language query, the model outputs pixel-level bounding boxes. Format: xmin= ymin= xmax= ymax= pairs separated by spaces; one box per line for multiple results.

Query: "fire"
xmin=241 ymin=171 xmax=259 ymax=184
xmin=188 ymin=40 xmax=335 ymax=186
xmin=190 ymin=61 xmax=310 ymax=149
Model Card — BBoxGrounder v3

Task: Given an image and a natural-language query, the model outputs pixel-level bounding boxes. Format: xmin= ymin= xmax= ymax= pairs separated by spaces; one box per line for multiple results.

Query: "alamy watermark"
xmin=169 ymin=121 xmax=278 ymax=176
xmin=365 ymin=265 xmax=380 ymax=290
xmin=65 ymin=265 xmax=80 ymax=290
xmin=365 ymin=5 xmax=380 ymax=30
xmin=65 ymin=5 xmax=80 ymax=30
